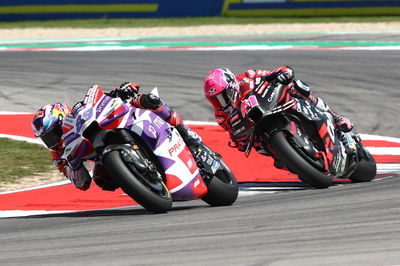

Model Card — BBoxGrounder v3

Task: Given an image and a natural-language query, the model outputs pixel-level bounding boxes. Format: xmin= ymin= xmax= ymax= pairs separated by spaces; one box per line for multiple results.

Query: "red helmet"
xmin=203 ymin=68 xmax=240 ymax=110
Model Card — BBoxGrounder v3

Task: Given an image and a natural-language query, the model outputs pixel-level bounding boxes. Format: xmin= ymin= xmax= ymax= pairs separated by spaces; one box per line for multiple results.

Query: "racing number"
xmin=82 ymin=109 xmax=93 ymax=120
xmin=240 ymin=95 xmax=259 ymax=117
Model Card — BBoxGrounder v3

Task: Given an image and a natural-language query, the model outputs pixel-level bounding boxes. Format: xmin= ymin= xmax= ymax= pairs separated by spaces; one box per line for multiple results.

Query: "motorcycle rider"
xmin=32 ymin=82 xmax=201 ymax=191
xmin=203 ymin=67 xmax=353 ymax=153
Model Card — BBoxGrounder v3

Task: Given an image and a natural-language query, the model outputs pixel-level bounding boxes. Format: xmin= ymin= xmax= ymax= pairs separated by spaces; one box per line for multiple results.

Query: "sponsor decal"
xmin=247 ymin=70 xmax=256 ymax=78
xmin=211 ymin=160 xmax=221 ymax=174
xmin=187 ymin=158 xmax=193 ymax=169
xmin=255 ymin=77 xmax=262 ymax=87
xmin=216 ymin=116 xmax=225 ymax=125
xmin=153 ymin=115 xmax=165 ymax=128
xmin=168 ymin=137 xmax=185 ymax=157
xmin=64 ymin=117 xmax=74 ymax=124
xmin=208 ymin=88 xmax=217 ymax=95
xmin=96 ymin=97 xmax=111 ymax=117
xmin=332 ymin=147 xmax=347 ymax=174
xmin=63 ymin=132 xmax=80 ymax=146
xmin=267 ymin=87 xmax=277 ymax=102
xmin=233 ymin=126 xmax=246 ymax=135
xmin=262 ymin=85 xmax=271 ymax=98
xmin=62 ymin=123 xmax=74 ymax=134
xmin=256 ymin=84 xmax=267 ymax=95
xmin=193 ymin=178 xmax=200 ymax=188
xmin=82 ymin=109 xmax=93 ymax=121
xmin=229 ymin=113 xmax=240 ymax=123
xmin=84 ymin=85 xmax=97 ymax=105
xmin=75 ymin=115 xmax=85 ymax=132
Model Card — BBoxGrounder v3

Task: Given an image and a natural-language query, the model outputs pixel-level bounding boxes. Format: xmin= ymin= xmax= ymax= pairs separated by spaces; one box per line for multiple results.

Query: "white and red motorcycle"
xmin=61 ymin=86 xmax=238 ymax=213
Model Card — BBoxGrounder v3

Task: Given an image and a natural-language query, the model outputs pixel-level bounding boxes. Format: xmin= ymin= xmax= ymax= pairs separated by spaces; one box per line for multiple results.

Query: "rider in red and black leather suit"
xmin=34 ymin=82 xmax=200 ymax=191
xmin=204 ymin=67 xmax=353 ymax=152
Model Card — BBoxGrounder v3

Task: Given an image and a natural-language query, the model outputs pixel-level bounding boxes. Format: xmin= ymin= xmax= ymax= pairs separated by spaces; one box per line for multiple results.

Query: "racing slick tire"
xmin=271 ymin=131 xmax=334 ymax=189
xmin=103 ymin=150 xmax=172 ymax=213
xmin=349 ymin=146 xmax=377 ymax=182
xmin=202 ymin=160 xmax=238 ymax=206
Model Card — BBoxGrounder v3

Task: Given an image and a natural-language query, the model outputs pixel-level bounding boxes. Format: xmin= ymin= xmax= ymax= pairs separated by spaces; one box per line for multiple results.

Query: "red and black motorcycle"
xmin=229 ymin=79 xmax=376 ymax=188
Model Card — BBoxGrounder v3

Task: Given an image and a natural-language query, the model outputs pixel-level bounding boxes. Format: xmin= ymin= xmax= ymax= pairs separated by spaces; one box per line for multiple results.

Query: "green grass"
xmin=0 ymin=16 xmax=399 ymax=29
xmin=0 ymin=138 xmax=53 ymax=183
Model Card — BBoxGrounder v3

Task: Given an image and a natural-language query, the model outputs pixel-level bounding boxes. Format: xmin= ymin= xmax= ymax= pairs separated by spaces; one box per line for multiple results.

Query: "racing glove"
xmin=109 ymin=82 xmax=140 ymax=100
xmin=134 ymin=93 xmax=162 ymax=110
xmin=275 ymin=67 xmax=295 ymax=85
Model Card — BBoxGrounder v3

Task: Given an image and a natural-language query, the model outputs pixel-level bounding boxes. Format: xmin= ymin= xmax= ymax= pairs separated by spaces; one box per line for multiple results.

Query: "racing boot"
xmin=93 ymin=162 xmax=119 ymax=191
xmin=167 ymin=110 xmax=202 ymax=149
xmin=329 ymin=110 xmax=353 ymax=132
xmin=315 ymin=98 xmax=353 ymax=132
xmin=176 ymin=124 xmax=202 ymax=150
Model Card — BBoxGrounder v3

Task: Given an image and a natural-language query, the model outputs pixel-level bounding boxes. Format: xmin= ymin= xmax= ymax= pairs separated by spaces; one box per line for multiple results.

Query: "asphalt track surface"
xmin=1 ymin=33 xmax=400 ymax=265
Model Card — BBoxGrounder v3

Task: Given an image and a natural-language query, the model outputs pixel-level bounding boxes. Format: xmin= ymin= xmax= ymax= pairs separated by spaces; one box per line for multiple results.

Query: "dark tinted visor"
xmin=41 ymin=123 xmax=63 ymax=149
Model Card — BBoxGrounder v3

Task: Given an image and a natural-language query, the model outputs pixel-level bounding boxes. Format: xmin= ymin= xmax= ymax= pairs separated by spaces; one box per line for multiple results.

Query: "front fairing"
xmin=230 ymin=83 xmax=286 ymax=141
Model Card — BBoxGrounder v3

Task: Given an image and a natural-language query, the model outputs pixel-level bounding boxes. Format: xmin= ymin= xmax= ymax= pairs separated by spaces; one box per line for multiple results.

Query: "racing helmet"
xmin=204 ymin=68 xmax=240 ymax=110
xmin=32 ymin=102 xmax=69 ymax=149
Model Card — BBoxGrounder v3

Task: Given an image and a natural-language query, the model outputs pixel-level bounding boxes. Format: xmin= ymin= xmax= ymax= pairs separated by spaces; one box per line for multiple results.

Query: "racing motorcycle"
xmin=230 ymin=78 xmax=376 ymax=188
xmin=61 ymin=86 xmax=238 ymax=213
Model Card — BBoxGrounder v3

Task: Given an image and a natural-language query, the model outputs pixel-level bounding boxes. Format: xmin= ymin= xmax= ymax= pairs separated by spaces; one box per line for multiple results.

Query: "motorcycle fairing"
xmin=128 ymin=113 xmax=207 ymax=200
xmin=290 ymin=98 xmax=348 ymax=175
xmin=61 ymin=86 xmax=207 ymax=200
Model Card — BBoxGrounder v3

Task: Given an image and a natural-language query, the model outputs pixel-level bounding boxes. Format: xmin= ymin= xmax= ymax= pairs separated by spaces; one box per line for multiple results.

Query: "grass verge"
xmin=0 ymin=16 xmax=400 ymax=29
xmin=0 ymin=138 xmax=53 ymax=184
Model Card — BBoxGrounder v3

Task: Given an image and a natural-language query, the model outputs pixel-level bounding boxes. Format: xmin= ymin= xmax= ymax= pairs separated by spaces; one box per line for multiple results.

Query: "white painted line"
xmin=377 ymin=164 xmax=400 ymax=173
xmin=239 ymin=190 xmax=277 ymax=196
xmin=0 ymin=210 xmax=75 ymax=218
xmin=0 ymin=134 xmax=42 ymax=145
xmin=367 ymin=147 xmax=400 ymax=155
xmin=0 ymin=180 xmax=71 ymax=195
xmin=0 ymin=111 xmax=33 ymax=114
xmin=360 ymin=134 xmax=400 ymax=144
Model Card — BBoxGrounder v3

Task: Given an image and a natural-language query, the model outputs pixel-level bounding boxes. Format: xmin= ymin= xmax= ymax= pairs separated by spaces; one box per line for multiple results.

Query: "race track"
xmin=1 ymin=32 xmax=400 ymax=265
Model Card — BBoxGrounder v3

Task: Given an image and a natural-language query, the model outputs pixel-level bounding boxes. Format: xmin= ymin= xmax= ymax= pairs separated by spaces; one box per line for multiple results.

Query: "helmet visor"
xmin=41 ymin=122 xmax=63 ymax=149
xmin=215 ymin=93 xmax=230 ymax=108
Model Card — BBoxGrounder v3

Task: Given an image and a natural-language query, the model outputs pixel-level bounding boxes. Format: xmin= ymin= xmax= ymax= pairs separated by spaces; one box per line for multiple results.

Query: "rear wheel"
xmin=202 ymin=160 xmax=238 ymax=206
xmin=271 ymin=131 xmax=333 ymax=189
xmin=103 ymin=149 xmax=172 ymax=213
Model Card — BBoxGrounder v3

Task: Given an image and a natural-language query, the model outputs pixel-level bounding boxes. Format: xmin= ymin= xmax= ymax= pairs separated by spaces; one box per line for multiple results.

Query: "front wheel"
xmin=270 ymin=131 xmax=334 ymax=189
xmin=202 ymin=160 xmax=238 ymax=206
xmin=349 ymin=146 xmax=376 ymax=182
xmin=103 ymin=150 xmax=172 ymax=213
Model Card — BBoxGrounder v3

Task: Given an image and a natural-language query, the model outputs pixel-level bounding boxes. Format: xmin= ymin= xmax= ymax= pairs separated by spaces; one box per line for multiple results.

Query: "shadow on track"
xmin=15 ymin=205 xmax=209 ymax=219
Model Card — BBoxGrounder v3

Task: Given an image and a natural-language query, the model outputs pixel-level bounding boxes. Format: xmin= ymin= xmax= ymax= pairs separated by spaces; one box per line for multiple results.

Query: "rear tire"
xmin=271 ymin=131 xmax=333 ymax=189
xmin=349 ymin=147 xmax=376 ymax=182
xmin=202 ymin=160 xmax=238 ymax=206
xmin=103 ymin=150 xmax=172 ymax=213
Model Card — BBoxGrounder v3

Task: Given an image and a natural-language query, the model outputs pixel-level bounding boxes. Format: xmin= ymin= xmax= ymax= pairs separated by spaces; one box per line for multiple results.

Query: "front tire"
xmin=202 ymin=160 xmax=238 ymax=206
xmin=103 ymin=150 xmax=172 ymax=213
xmin=271 ymin=131 xmax=334 ymax=189
xmin=349 ymin=146 xmax=376 ymax=182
